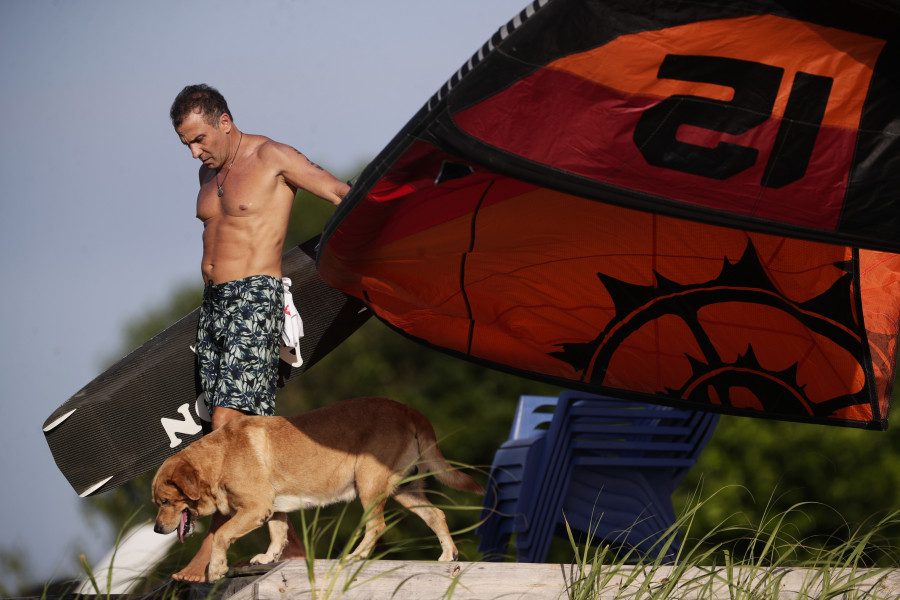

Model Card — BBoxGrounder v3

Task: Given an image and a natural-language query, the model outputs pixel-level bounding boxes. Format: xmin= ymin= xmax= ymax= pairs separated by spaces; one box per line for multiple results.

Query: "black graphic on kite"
xmin=550 ymin=241 xmax=869 ymax=419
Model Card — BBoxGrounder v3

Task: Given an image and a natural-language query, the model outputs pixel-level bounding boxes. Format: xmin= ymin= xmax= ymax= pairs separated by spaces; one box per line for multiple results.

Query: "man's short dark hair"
xmin=170 ymin=84 xmax=234 ymax=128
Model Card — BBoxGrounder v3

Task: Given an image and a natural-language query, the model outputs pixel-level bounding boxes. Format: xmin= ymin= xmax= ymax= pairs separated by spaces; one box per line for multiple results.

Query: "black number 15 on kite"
xmin=634 ymin=54 xmax=833 ymax=189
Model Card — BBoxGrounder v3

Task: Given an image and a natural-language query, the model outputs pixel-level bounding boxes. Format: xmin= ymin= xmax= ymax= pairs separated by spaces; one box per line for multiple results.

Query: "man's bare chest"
xmin=196 ymin=169 xmax=288 ymax=220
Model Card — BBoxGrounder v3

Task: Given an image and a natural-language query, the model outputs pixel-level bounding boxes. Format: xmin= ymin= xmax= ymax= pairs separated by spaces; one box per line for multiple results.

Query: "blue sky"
xmin=0 ymin=0 xmax=529 ymax=588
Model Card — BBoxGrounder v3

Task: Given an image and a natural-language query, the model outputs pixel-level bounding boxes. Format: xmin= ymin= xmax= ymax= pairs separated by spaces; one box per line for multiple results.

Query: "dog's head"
xmin=151 ymin=456 xmax=214 ymax=543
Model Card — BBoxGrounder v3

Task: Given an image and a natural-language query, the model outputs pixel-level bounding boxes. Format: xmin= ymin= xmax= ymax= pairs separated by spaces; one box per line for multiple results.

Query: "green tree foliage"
xmin=83 ymin=185 xmax=900 ymax=584
xmin=674 ymin=406 xmax=900 ymax=557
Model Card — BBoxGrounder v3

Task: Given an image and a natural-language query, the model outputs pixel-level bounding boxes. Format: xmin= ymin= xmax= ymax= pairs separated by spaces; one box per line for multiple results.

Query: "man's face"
xmin=175 ymin=110 xmax=230 ymax=169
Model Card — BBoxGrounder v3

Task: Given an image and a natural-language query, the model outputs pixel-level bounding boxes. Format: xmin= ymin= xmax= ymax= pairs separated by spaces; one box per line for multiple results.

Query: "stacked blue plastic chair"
xmin=514 ymin=391 xmax=719 ymax=562
xmin=477 ymin=390 xmax=719 ymax=562
xmin=476 ymin=395 xmax=558 ymax=560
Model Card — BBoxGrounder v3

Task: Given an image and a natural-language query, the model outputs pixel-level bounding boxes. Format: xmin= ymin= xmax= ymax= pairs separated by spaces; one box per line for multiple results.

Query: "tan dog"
xmin=152 ymin=397 xmax=484 ymax=581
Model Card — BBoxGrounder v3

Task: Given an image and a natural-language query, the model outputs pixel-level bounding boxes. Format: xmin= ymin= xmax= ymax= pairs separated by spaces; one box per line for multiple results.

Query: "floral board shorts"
xmin=196 ymin=275 xmax=284 ymax=416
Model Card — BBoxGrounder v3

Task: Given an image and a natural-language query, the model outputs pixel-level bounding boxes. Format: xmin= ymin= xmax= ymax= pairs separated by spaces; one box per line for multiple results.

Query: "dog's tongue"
xmin=178 ymin=511 xmax=187 ymax=544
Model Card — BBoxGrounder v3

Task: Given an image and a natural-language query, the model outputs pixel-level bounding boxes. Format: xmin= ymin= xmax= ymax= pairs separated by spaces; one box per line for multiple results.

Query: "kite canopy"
xmin=320 ymin=0 xmax=900 ymax=428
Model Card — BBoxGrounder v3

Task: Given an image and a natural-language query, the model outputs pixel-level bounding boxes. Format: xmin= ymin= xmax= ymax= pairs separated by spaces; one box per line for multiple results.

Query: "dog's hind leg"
xmin=250 ymin=512 xmax=289 ymax=565
xmin=393 ymin=482 xmax=459 ymax=561
xmin=347 ymin=477 xmax=395 ymax=560
xmin=347 ymin=497 xmax=389 ymax=560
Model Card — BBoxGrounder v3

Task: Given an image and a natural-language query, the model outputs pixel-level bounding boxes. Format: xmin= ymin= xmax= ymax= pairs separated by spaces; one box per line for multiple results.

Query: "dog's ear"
xmin=170 ymin=460 xmax=203 ymax=501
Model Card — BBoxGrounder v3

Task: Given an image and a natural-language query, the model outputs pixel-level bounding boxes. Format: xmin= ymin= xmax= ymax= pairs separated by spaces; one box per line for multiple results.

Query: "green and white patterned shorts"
xmin=196 ymin=275 xmax=284 ymax=416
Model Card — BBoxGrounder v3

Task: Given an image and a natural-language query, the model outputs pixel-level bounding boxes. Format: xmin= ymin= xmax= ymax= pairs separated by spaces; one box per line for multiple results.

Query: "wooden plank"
xmin=224 ymin=560 xmax=900 ymax=600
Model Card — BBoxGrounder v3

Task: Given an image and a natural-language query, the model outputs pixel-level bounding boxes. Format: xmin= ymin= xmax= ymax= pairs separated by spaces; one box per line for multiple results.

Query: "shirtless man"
xmin=168 ymin=84 xmax=348 ymax=582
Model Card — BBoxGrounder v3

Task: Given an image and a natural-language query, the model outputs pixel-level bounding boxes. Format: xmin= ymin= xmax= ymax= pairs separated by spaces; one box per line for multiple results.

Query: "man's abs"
xmin=200 ymin=216 xmax=286 ymax=285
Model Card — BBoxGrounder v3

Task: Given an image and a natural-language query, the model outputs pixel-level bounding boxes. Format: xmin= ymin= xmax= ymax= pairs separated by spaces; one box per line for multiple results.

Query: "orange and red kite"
xmin=320 ymin=0 xmax=900 ymax=428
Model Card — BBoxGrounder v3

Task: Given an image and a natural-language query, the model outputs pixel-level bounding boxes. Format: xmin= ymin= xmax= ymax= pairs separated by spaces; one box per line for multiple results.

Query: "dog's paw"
xmin=346 ymin=547 xmax=372 ymax=561
xmin=437 ymin=549 xmax=459 ymax=562
xmin=207 ymin=560 xmax=228 ymax=582
xmin=250 ymin=553 xmax=277 ymax=565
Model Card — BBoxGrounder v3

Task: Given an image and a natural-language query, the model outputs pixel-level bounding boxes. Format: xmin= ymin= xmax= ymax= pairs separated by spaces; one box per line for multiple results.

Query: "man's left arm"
xmin=267 ymin=142 xmax=349 ymax=206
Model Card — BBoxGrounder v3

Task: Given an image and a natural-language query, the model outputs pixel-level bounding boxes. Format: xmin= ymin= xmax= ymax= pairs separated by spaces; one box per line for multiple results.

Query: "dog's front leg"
xmin=250 ymin=512 xmax=289 ymax=565
xmin=208 ymin=507 xmax=272 ymax=581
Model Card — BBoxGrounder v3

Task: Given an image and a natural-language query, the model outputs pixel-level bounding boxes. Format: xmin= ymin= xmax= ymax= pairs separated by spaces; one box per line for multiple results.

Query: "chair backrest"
xmin=671 ymin=410 xmax=719 ymax=486
xmin=554 ymin=391 xmax=716 ymax=469
xmin=509 ymin=395 xmax=558 ymax=441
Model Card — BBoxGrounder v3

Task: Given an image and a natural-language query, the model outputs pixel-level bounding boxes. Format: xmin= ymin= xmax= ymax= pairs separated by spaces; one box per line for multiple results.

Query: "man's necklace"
xmin=215 ymin=131 xmax=243 ymax=197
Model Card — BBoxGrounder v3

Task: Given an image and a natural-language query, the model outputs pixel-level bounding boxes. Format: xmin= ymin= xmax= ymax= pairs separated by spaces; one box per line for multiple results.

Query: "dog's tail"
xmin=409 ymin=407 xmax=484 ymax=495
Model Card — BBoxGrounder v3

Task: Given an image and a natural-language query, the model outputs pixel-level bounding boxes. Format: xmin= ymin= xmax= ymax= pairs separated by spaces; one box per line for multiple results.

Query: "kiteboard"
xmin=43 ymin=235 xmax=370 ymax=497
